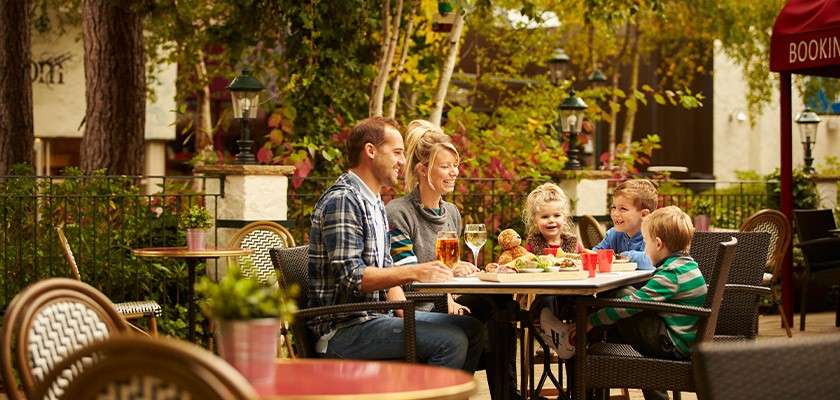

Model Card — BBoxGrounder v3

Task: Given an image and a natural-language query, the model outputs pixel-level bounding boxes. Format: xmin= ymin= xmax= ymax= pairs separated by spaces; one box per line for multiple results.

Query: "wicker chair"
xmin=33 ymin=335 xmax=257 ymax=400
xmin=56 ymin=227 xmax=161 ymax=336
xmin=694 ymin=335 xmax=840 ymax=400
xmin=792 ymin=209 xmax=840 ymax=331
xmin=269 ymin=245 xmax=420 ymax=361
xmin=578 ymin=215 xmax=606 ymax=249
xmin=577 ymin=237 xmax=738 ymax=399
xmin=689 ymin=232 xmax=771 ymax=341
xmin=0 ymin=278 xmax=130 ymax=400
xmin=739 ymin=209 xmax=793 ymax=337
xmin=228 ymin=221 xmax=295 ymax=285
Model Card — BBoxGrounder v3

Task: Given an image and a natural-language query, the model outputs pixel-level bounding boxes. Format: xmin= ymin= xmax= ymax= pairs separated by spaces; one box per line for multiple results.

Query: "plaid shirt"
xmin=307 ymin=173 xmax=393 ymax=338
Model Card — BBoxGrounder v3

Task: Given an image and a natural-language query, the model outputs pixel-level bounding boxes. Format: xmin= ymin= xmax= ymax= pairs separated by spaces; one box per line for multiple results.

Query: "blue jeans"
xmin=325 ymin=311 xmax=486 ymax=371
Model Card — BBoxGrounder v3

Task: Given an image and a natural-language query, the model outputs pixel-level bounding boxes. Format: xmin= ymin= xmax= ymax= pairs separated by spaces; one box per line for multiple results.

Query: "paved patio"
xmin=470 ymin=311 xmax=840 ymax=400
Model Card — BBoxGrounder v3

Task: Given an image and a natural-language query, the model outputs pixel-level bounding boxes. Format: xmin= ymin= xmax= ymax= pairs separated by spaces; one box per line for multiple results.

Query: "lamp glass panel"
xmin=798 ymin=123 xmax=817 ymax=145
xmin=559 ymin=109 xmax=581 ymax=133
xmin=231 ymin=92 xmax=260 ymax=119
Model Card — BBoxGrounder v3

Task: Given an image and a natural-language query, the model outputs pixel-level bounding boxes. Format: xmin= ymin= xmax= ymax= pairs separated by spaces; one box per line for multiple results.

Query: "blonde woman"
xmin=385 ymin=120 xmax=518 ymax=400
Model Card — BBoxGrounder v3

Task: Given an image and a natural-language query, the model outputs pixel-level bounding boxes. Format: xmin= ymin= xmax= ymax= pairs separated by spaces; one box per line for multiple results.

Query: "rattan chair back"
xmin=55 ymin=227 xmax=82 ymax=281
xmin=694 ymin=335 xmax=840 ymax=400
xmin=740 ymin=209 xmax=792 ymax=283
xmin=578 ymin=215 xmax=605 ymax=249
xmin=694 ymin=237 xmax=739 ymax=343
xmin=270 ymin=245 xmax=312 ymax=357
xmin=0 ymin=278 xmax=129 ymax=400
xmin=33 ymin=335 xmax=257 ymax=400
xmin=690 ymin=232 xmax=770 ymax=339
xmin=229 ymin=221 xmax=295 ymax=285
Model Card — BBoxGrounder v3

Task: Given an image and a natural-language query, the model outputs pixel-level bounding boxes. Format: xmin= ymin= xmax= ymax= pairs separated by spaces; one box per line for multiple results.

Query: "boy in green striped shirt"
xmin=541 ymin=206 xmax=706 ymax=400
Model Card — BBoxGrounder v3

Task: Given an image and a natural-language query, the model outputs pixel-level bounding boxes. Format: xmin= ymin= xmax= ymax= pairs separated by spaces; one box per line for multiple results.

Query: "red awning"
xmin=770 ymin=0 xmax=840 ymax=77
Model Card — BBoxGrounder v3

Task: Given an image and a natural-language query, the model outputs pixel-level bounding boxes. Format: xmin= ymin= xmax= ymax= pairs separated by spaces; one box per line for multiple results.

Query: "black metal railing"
xmin=0 ymin=174 xmax=222 ymax=338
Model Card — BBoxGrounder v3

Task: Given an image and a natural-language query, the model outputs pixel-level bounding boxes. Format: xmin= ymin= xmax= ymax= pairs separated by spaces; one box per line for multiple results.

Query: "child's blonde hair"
xmin=613 ymin=179 xmax=658 ymax=211
xmin=522 ymin=182 xmax=573 ymax=238
xmin=642 ymin=205 xmax=695 ymax=253
xmin=403 ymin=120 xmax=460 ymax=191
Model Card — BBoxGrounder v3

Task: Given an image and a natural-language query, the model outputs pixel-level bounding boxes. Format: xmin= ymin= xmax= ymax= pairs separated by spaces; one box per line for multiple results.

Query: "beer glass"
xmin=435 ymin=230 xmax=460 ymax=268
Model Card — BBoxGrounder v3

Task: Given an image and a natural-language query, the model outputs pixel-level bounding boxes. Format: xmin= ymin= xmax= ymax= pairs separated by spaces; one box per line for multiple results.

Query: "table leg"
xmin=574 ymin=297 xmax=588 ymax=400
xmin=187 ymin=258 xmax=197 ymax=342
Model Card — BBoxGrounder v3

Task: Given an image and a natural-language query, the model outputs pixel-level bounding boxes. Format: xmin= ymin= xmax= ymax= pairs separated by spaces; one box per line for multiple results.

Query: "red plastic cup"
xmin=597 ymin=249 xmax=614 ymax=273
xmin=543 ymin=247 xmax=558 ymax=256
xmin=581 ymin=253 xmax=598 ymax=278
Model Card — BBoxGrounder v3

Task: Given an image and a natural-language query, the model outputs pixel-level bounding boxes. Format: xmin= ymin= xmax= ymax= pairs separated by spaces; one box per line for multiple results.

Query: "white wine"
xmin=465 ymin=231 xmax=487 ymax=251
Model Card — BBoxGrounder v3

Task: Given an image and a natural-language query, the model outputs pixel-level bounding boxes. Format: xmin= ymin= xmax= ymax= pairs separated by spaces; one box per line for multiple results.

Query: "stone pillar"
xmin=814 ymin=175 xmax=839 ymax=210
xmin=555 ymin=170 xmax=613 ymax=217
xmin=194 ymin=165 xmax=296 ymax=276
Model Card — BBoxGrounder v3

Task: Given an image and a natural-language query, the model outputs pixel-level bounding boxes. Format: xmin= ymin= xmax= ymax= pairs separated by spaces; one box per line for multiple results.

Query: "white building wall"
xmin=713 ymin=40 xmax=840 ymax=181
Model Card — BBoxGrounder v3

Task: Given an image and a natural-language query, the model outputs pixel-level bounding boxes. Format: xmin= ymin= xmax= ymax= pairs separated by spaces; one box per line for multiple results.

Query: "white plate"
xmin=546 ymin=266 xmax=561 ymax=272
xmin=519 ymin=268 xmax=544 ymax=273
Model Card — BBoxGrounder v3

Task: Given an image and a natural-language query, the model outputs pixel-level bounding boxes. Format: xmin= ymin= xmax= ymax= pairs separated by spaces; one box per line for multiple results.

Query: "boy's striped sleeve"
xmin=388 ymin=228 xmax=418 ymax=265
xmin=589 ymin=269 xmax=681 ymax=327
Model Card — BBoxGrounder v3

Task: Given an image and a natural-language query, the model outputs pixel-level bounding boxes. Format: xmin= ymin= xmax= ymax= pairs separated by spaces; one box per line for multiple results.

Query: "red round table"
xmin=257 ymin=359 xmax=476 ymax=400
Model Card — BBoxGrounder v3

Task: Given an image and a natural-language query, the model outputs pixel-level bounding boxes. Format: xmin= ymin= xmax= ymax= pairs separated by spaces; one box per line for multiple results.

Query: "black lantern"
xmin=547 ymin=48 xmax=570 ymax=85
xmin=795 ymin=108 xmax=821 ymax=174
xmin=558 ymin=90 xmax=588 ymax=170
xmin=587 ymin=68 xmax=607 ymax=85
xmin=228 ymin=69 xmax=264 ymax=164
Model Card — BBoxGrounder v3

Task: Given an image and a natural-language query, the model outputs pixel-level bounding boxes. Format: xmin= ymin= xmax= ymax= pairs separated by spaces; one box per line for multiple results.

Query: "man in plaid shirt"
xmin=307 ymin=116 xmax=486 ymax=371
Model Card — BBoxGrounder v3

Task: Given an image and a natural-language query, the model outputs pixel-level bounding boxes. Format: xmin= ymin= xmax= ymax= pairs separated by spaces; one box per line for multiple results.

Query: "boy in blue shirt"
xmin=591 ymin=179 xmax=657 ymax=270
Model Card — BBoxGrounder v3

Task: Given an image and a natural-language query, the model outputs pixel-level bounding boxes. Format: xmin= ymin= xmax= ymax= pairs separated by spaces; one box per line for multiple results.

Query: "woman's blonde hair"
xmin=522 ymin=182 xmax=573 ymax=238
xmin=403 ymin=120 xmax=460 ymax=191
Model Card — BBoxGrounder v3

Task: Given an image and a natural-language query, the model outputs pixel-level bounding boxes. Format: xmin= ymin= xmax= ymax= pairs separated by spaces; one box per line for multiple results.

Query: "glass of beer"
xmin=435 ymin=230 xmax=460 ymax=268
xmin=464 ymin=224 xmax=487 ymax=267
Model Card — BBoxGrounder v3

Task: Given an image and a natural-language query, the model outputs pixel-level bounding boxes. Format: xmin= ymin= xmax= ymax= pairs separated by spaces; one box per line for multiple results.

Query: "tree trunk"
xmin=620 ymin=25 xmax=641 ymax=155
xmin=80 ymin=0 xmax=146 ymax=175
xmin=370 ymin=0 xmax=403 ymax=117
xmin=430 ymin=11 xmax=465 ymax=127
xmin=194 ymin=49 xmax=213 ymax=154
xmin=386 ymin=1 xmax=416 ymax=119
xmin=607 ymin=71 xmax=619 ymax=163
xmin=0 ymin=0 xmax=34 ymax=175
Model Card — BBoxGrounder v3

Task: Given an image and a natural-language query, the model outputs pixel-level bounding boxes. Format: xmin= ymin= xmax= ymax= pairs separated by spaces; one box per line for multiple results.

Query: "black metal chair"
xmin=577 ymin=237 xmax=738 ymax=400
xmin=792 ymin=209 xmax=840 ymax=330
xmin=689 ymin=232 xmax=771 ymax=341
xmin=269 ymin=245 xmax=425 ymax=361
xmin=694 ymin=335 xmax=840 ymax=400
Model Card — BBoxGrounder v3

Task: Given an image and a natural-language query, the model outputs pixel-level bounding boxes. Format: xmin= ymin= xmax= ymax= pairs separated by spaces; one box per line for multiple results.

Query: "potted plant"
xmin=690 ymin=198 xmax=714 ymax=232
xmin=195 ymin=263 xmax=297 ymax=388
xmin=179 ymin=205 xmax=213 ymax=250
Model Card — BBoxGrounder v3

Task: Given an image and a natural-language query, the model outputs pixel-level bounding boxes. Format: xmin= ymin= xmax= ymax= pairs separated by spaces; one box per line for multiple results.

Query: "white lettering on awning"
xmin=788 ymin=34 xmax=840 ymax=65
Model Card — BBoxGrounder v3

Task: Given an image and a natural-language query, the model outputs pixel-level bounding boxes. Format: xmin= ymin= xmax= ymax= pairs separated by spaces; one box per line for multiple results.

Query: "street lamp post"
xmin=558 ymin=90 xmax=588 ymax=170
xmin=795 ymin=108 xmax=820 ymax=174
xmin=228 ymin=69 xmax=264 ymax=164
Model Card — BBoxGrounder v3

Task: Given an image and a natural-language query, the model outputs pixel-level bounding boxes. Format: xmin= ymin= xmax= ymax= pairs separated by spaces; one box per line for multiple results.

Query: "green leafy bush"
xmin=689 ymin=198 xmax=714 ymax=216
xmin=195 ymin=263 xmax=297 ymax=321
xmin=178 ymin=205 xmax=213 ymax=230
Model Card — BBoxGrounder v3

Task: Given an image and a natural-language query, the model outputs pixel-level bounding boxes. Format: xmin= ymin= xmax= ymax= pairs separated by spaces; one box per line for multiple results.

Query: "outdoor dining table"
xmin=412 ymin=269 xmax=654 ymax=400
xmin=257 ymin=358 xmax=477 ymax=400
xmin=131 ymin=246 xmax=252 ymax=343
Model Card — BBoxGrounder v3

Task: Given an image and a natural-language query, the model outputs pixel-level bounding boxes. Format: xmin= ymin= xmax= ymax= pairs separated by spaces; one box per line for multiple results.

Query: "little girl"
xmin=522 ymin=182 xmax=583 ymax=256
xmin=522 ymin=183 xmax=582 ymax=357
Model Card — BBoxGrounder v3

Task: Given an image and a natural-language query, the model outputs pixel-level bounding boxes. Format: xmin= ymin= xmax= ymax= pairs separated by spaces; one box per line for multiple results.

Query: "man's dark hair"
xmin=346 ymin=116 xmax=402 ymax=167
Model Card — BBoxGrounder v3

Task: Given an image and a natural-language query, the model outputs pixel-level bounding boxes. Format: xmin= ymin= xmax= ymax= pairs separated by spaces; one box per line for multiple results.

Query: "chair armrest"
xmin=795 ymin=237 xmax=840 ymax=249
xmin=590 ymin=298 xmax=711 ymax=317
xmin=404 ymin=292 xmax=448 ymax=313
xmin=725 ymin=284 xmax=771 ymax=296
xmin=294 ymin=300 xmax=416 ymax=319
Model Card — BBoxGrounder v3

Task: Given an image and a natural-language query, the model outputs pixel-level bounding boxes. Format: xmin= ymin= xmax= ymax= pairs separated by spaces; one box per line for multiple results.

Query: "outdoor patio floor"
xmin=470 ymin=311 xmax=840 ymax=400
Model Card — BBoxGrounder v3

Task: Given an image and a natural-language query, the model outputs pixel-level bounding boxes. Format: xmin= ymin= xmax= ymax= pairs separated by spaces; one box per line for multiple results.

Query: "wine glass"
xmin=464 ymin=224 xmax=487 ymax=267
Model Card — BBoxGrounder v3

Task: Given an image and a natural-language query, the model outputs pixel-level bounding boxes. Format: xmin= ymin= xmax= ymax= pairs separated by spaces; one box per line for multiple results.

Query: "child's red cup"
xmin=597 ymin=249 xmax=614 ymax=273
xmin=581 ymin=253 xmax=598 ymax=278
xmin=543 ymin=247 xmax=558 ymax=256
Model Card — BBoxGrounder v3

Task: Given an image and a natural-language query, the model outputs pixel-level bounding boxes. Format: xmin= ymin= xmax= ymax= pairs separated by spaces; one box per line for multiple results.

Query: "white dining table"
xmin=412 ymin=270 xmax=655 ymax=400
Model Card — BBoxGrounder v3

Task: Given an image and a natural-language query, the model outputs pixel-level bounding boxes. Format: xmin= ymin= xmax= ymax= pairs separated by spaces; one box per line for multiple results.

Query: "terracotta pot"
xmin=694 ymin=215 xmax=711 ymax=232
xmin=217 ymin=318 xmax=279 ymax=388
xmin=186 ymin=229 xmax=206 ymax=250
